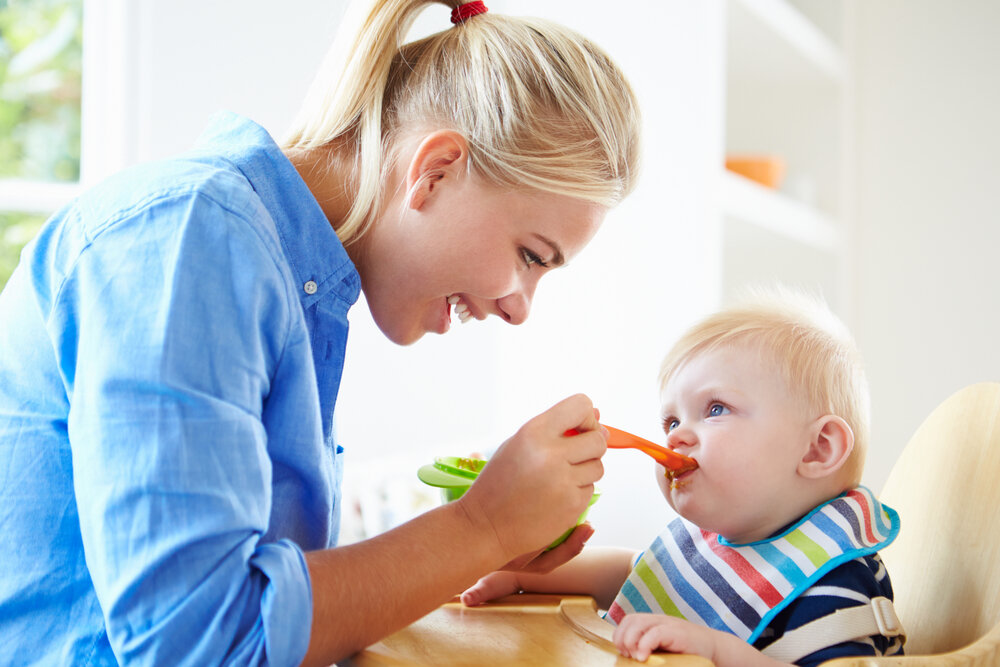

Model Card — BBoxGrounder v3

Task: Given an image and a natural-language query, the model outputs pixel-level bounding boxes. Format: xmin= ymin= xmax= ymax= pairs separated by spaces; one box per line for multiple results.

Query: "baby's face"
xmin=657 ymin=344 xmax=815 ymax=543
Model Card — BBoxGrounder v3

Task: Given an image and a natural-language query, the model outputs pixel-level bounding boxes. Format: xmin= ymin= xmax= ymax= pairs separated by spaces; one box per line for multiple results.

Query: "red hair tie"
xmin=451 ymin=1 xmax=488 ymax=24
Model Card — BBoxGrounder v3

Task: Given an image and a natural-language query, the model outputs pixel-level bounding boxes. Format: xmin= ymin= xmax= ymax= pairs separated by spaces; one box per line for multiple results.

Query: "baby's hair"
xmin=284 ymin=0 xmax=642 ymax=246
xmin=658 ymin=286 xmax=871 ymax=485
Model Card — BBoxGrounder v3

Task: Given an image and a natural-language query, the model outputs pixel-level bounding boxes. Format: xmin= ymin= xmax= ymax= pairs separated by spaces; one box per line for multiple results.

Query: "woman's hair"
xmin=283 ymin=0 xmax=641 ymax=246
xmin=658 ymin=287 xmax=871 ymax=486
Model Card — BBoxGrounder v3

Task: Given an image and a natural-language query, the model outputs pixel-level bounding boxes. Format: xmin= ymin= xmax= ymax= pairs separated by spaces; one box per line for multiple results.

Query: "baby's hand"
xmin=613 ymin=614 xmax=789 ymax=666
xmin=613 ymin=613 xmax=719 ymax=663
xmin=460 ymin=571 xmax=520 ymax=607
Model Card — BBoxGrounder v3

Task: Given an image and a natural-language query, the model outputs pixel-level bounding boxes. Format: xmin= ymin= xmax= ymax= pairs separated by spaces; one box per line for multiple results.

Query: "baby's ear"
xmin=798 ymin=415 xmax=854 ymax=479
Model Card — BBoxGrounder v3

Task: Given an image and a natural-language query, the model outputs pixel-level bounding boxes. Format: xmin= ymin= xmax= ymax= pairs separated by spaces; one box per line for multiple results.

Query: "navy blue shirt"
xmin=754 ymin=553 xmax=904 ymax=665
xmin=0 ymin=113 xmax=360 ymax=665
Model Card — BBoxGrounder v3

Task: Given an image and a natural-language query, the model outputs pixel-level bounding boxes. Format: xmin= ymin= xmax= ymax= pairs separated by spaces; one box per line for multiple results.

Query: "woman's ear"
xmin=798 ymin=415 xmax=854 ymax=480
xmin=405 ymin=130 xmax=469 ymax=210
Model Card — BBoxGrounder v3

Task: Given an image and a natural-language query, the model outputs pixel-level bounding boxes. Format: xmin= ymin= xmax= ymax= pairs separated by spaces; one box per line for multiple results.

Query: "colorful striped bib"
xmin=607 ymin=487 xmax=900 ymax=643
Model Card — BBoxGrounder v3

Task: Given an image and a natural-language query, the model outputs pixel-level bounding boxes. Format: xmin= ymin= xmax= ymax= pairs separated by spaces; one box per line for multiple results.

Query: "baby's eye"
xmin=708 ymin=403 xmax=730 ymax=417
xmin=662 ymin=417 xmax=680 ymax=432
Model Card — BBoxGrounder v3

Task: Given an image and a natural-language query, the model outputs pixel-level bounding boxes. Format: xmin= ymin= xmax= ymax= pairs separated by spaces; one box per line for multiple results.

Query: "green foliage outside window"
xmin=0 ymin=0 xmax=83 ymax=289
xmin=0 ymin=0 xmax=81 ymax=290
xmin=0 ymin=0 xmax=82 ymax=181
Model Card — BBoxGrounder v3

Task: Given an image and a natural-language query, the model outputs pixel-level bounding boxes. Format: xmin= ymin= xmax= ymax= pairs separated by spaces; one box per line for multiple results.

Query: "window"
xmin=0 ymin=0 xmax=82 ymax=289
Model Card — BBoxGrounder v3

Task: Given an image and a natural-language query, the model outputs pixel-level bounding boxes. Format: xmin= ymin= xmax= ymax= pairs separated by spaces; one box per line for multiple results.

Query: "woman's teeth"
xmin=448 ymin=295 xmax=473 ymax=323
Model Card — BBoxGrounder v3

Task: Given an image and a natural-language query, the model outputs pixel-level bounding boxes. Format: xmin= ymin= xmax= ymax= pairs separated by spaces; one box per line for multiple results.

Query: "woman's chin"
xmin=373 ymin=317 xmax=425 ymax=346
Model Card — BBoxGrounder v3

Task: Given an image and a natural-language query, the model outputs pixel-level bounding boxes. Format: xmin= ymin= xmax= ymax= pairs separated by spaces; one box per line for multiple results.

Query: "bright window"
xmin=0 ymin=0 xmax=82 ymax=289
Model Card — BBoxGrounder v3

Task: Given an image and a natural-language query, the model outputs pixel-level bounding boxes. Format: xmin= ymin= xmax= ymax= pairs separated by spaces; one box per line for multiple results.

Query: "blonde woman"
xmin=0 ymin=1 xmax=639 ymax=665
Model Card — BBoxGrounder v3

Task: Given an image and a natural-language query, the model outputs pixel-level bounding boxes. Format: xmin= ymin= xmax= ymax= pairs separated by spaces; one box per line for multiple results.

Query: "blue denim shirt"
xmin=0 ymin=112 xmax=360 ymax=665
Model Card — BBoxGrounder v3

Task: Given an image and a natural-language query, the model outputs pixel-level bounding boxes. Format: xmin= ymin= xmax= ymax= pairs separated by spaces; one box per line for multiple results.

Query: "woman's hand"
xmin=499 ymin=522 xmax=595 ymax=573
xmin=459 ymin=522 xmax=598 ymax=606
xmin=455 ymin=394 xmax=606 ymax=565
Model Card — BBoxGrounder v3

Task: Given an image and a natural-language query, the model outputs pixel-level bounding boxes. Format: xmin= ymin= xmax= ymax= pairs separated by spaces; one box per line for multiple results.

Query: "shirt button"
xmin=303 ymin=280 xmax=318 ymax=295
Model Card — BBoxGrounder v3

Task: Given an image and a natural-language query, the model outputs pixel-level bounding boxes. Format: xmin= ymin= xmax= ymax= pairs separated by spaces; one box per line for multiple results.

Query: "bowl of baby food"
xmin=417 ymin=456 xmax=599 ymax=549
xmin=417 ymin=456 xmax=487 ymax=501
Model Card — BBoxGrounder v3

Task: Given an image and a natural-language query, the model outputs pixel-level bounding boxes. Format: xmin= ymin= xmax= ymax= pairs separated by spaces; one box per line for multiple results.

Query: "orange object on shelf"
xmin=725 ymin=155 xmax=786 ymax=189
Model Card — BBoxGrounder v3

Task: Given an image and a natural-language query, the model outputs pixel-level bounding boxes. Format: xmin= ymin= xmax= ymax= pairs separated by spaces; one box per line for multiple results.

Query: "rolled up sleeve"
xmin=57 ymin=188 xmax=311 ymax=665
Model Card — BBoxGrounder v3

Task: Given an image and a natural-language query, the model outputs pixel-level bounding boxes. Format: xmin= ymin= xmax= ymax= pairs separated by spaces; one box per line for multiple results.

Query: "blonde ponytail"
xmin=284 ymin=0 xmax=641 ymax=246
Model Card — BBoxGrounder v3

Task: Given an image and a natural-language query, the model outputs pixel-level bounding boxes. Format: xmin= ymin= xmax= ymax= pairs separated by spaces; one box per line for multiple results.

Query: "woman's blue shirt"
xmin=0 ymin=112 xmax=360 ymax=665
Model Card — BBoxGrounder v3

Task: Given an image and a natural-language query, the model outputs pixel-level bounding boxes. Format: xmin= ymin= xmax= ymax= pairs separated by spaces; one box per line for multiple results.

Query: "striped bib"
xmin=607 ymin=487 xmax=900 ymax=643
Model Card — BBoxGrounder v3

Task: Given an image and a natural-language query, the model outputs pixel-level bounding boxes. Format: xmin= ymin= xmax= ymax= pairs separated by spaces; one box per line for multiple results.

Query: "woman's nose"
xmin=496 ymin=291 xmax=531 ymax=325
xmin=495 ymin=278 xmax=537 ymax=325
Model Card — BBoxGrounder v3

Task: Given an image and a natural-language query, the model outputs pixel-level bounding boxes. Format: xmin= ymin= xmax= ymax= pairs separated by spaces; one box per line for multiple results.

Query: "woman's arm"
xmin=302 ymin=501 xmax=507 ymax=665
xmin=301 ymin=394 xmax=608 ymax=665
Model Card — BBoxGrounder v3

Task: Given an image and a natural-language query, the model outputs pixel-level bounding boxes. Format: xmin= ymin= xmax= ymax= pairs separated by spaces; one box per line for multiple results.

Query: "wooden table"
xmin=344 ymin=594 xmax=714 ymax=666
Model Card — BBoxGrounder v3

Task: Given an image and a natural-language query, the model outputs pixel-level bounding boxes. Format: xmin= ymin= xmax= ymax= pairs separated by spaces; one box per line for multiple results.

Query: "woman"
xmin=0 ymin=0 xmax=640 ymax=664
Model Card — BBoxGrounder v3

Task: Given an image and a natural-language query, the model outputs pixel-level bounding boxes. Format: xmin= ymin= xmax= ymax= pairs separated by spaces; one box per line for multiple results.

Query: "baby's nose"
xmin=666 ymin=427 xmax=696 ymax=450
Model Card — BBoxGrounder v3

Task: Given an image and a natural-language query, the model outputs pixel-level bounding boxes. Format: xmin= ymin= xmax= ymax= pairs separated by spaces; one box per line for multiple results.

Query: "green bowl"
xmin=550 ymin=491 xmax=601 ymax=549
xmin=417 ymin=456 xmax=600 ymax=548
xmin=417 ymin=457 xmax=482 ymax=502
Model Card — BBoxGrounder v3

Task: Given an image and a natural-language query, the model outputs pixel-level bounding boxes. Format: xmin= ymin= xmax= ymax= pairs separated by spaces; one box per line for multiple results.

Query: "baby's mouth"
xmin=666 ymin=465 xmax=696 ymax=490
xmin=448 ymin=294 xmax=473 ymax=324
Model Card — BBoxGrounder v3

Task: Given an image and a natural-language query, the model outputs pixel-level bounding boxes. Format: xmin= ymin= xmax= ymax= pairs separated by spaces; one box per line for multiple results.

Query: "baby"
xmin=462 ymin=289 xmax=904 ymax=666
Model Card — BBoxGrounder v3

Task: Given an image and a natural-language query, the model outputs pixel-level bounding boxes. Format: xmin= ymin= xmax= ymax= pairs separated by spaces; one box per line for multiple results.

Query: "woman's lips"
xmin=436 ymin=297 xmax=452 ymax=334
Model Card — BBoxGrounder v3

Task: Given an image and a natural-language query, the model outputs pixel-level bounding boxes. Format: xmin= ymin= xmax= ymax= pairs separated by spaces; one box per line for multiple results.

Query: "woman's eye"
xmin=520 ymin=247 xmax=549 ymax=269
xmin=708 ymin=403 xmax=730 ymax=417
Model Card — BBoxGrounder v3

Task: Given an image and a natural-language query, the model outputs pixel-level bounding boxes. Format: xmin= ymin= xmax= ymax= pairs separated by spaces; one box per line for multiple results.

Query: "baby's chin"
xmin=666 ymin=498 xmax=747 ymax=541
xmin=662 ymin=490 xmax=698 ymax=523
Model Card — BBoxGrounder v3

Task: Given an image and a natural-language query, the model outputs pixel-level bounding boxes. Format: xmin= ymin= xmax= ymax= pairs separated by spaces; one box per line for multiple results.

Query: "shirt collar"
xmin=195 ymin=111 xmax=361 ymax=309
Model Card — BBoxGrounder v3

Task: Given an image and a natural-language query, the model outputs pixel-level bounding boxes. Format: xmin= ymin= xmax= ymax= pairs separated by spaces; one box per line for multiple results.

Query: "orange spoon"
xmin=566 ymin=424 xmax=698 ymax=474
xmin=603 ymin=425 xmax=698 ymax=474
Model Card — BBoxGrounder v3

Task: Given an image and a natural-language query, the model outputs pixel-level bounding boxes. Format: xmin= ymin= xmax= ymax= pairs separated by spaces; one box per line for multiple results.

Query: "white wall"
xmin=83 ymin=0 xmax=348 ymax=179
xmin=851 ymin=0 xmax=1000 ymax=492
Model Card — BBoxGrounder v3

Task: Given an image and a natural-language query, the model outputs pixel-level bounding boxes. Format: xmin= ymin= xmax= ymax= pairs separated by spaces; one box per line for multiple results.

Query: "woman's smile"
xmin=448 ymin=294 xmax=480 ymax=325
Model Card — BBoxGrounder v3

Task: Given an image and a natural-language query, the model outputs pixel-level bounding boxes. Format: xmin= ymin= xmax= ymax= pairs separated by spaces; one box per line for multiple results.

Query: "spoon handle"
xmin=567 ymin=424 xmax=698 ymax=472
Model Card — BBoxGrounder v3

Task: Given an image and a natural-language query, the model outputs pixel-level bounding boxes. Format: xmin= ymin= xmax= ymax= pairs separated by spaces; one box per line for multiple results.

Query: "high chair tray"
xmin=344 ymin=594 xmax=713 ymax=666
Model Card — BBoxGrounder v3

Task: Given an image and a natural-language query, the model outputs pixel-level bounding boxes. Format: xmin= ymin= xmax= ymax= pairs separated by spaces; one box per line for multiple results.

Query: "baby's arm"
xmin=461 ymin=546 xmax=636 ymax=610
xmin=614 ymin=614 xmax=790 ymax=666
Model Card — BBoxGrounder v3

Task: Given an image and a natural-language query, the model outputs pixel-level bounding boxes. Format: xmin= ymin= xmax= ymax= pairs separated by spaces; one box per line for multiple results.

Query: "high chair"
xmin=822 ymin=382 xmax=1000 ymax=666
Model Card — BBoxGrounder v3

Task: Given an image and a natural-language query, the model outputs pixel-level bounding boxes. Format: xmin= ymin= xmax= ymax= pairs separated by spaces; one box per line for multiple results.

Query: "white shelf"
xmin=727 ymin=0 xmax=845 ymax=85
xmin=721 ymin=170 xmax=840 ymax=252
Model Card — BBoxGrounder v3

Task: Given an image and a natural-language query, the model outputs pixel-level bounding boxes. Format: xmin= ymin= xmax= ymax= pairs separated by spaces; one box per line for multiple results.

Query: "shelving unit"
xmin=727 ymin=0 xmax=846 ymax=84
xmin=721 ymin=170 xmax=840 ymax=251
xmin=721 ymin=0 xmax=851 ymax=310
